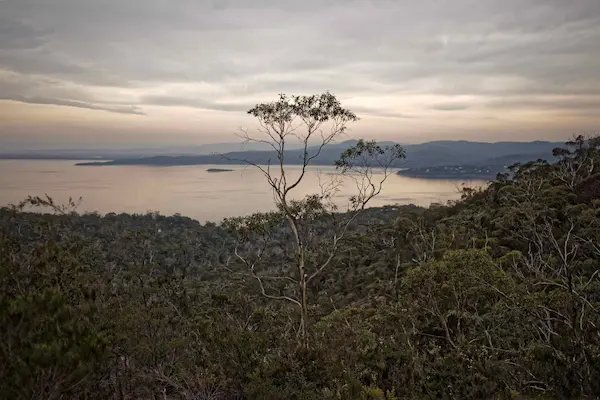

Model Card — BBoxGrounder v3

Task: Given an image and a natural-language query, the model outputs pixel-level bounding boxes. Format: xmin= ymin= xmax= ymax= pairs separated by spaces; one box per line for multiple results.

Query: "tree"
xmin=223 ymin=92 xmax=405 ymax=345
xmin=552 ymin=134 xmax=600 ymax=190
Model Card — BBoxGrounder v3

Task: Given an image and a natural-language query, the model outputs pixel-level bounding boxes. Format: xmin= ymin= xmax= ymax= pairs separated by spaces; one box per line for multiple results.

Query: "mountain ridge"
xmin=75 ymin=139 xmax=563 ymax=169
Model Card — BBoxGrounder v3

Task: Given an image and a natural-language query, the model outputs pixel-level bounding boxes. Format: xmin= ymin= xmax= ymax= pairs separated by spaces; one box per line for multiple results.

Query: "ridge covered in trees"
xmin=73 ymin=139 xmax=560 ymax=169
xmin=1 ymin=134 xmax=599 ymax=399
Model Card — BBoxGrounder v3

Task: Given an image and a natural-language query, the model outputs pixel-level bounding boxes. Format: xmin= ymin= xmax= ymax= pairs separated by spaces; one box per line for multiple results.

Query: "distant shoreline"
xmin=3 ymin=139 xmax=559 ymax=176
xmin=397 ymin=165 xmax=506 ymax=180
xmin=397 ymin=173 xmax=497 ymax=180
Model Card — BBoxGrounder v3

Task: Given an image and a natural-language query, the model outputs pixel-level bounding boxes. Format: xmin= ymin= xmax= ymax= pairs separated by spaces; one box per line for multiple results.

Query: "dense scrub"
xmin=1 ymin=136 xmax=599 ymax=399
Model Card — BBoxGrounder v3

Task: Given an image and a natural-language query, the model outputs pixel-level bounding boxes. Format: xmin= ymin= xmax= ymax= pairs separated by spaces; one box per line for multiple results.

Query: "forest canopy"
xmin=1 ymin=135 xmax=600 ymax=399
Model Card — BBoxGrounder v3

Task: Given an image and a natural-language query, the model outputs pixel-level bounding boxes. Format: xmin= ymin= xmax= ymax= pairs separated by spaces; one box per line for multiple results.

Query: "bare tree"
xmin=552 ymin=134 xmax=599 ymax=190
xmin=12 ymin=194 xmax=82 ymax=215
xmin=223 ymin=92 xmax=405 ymax=344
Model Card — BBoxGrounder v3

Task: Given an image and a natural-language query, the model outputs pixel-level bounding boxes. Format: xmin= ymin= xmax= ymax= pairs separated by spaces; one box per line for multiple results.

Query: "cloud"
xmin=0 ymin=0 xmax=599 ymax=142
xmin=142 ymin=95 xmax=251 ymax=112
xmin=483 ymin=96 xmax=600 ymax=111
xmin=350 ymin=105 xmax=417 ymax=119
xmin=431 ymin=103 xmax=470 ymax=111
xmin=3 ymin=95 xmax=145 ymax=115
xmin=0 ymin=68 xmax=143 ymax=115
xmin=0 ymin=17 xmax=46 ymax=50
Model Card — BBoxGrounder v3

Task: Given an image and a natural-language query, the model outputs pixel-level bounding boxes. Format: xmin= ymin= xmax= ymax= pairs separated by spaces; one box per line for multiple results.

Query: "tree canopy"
xmin=1 ymin=134 xmax=599 ymax=399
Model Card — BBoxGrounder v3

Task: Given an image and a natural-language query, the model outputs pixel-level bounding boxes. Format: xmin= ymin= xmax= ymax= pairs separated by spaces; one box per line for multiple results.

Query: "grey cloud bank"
xmin=0 ymin=0 xmax=599 ymax=145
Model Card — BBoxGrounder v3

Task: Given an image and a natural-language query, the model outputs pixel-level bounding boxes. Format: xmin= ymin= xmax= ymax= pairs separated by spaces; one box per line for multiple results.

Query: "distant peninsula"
xmin=74 ymin=140 xmax=560 ymax=173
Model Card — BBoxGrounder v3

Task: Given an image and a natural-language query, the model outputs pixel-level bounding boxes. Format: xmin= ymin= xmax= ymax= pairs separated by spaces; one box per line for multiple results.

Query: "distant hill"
xmin=398 ymin=140 xmax=560 ymax=168
xmin=76 ymin=140 xmax=562 ymax=170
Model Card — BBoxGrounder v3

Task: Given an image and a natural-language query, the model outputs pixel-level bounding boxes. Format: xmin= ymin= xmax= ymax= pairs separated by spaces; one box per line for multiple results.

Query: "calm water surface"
xmin=0 ymin=160 xmax=487 ymax=222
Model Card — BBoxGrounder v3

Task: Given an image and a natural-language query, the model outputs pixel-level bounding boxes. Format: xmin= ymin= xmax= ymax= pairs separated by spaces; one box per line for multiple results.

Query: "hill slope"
xmin=3 ymin=137 xmax=600 ymax=399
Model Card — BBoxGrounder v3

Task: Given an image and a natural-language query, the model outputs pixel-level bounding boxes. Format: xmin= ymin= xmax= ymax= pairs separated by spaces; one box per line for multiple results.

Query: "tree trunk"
xmin=299 ymin=268 xmax=308 ymax=346
xmin=298 ymin=246 xmax=309 ymax=347
xmin=286 ymin=210 xmax=309 ymax=347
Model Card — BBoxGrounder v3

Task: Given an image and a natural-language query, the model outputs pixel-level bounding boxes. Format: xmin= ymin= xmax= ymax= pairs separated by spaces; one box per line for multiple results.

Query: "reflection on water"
xmin=0 ymin=160 xmax=488 ymax=222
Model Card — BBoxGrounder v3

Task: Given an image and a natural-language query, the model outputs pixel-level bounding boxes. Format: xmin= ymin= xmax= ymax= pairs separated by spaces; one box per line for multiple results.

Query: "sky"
xmin=1 ymin=0 xmax=599 ymax=149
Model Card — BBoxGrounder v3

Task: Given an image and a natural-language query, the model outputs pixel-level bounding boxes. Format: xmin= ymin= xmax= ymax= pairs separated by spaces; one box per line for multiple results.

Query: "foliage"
xmin=1 ymin=135 xmax=599 ymax=399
